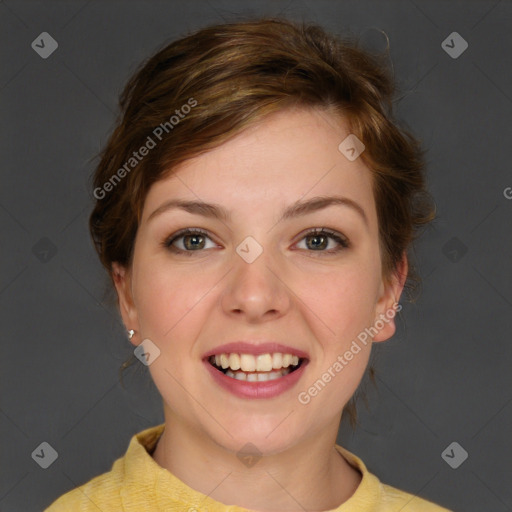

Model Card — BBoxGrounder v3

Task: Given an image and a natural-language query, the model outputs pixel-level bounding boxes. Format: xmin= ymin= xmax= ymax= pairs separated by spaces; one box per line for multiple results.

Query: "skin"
xmin=113 ymin=106 xmax=407 ymax=511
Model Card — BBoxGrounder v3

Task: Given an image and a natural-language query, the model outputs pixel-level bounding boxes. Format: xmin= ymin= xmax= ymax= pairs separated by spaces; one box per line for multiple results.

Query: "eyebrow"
xmin=147 ymin=195 xmax=368 ymax=227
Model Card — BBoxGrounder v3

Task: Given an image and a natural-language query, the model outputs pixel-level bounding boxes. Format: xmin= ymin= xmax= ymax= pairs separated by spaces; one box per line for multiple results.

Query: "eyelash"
xmin=162 ymin=227 xmax=350 ymax=257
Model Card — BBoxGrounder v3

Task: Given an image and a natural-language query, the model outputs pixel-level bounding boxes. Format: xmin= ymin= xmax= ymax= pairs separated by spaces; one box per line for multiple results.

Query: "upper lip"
xmin=202 ymin=342 xmax=310 ymax=360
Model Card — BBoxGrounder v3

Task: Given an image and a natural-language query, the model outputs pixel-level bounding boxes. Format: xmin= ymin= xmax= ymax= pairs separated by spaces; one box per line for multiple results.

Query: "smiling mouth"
xmin=208 ymin=353 xmax=306 ymax=382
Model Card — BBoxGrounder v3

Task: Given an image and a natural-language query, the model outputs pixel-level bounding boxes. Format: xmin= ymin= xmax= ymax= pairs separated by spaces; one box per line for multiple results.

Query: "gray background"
xmin=1 ymin=1 xmax=511 ymax=511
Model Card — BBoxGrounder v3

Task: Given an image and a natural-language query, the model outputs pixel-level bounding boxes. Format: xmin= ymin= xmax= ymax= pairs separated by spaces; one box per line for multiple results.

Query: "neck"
xmin=151 ymin=411 xmax=361 ymax=511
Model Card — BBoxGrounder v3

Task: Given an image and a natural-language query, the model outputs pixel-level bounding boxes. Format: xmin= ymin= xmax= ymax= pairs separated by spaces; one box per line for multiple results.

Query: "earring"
xmin=128 ymin=329 xmax=135 ymax=340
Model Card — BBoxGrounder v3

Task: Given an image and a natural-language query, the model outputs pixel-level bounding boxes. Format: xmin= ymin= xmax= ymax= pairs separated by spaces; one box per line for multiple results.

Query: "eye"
xmin=163 ymin=228 xmax=217 ymax=255
xmin=295 ymin=228 xmax=349 ymax=254
xmin=162 ymin=227 xmax=350 ymax=256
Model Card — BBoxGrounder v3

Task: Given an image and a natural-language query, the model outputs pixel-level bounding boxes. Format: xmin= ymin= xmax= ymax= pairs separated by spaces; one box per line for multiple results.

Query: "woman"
xmin=45 ymin=17 xmax=452 ymax=511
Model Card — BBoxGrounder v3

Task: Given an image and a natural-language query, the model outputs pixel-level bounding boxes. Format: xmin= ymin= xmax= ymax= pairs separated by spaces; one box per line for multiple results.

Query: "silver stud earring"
xmin=128 ymin=329 xmax=135 ymax=340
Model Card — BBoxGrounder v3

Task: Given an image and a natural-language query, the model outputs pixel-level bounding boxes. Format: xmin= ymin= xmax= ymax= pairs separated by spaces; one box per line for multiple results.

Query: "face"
xmin=113 ymin=107 xmax=406 ymax=456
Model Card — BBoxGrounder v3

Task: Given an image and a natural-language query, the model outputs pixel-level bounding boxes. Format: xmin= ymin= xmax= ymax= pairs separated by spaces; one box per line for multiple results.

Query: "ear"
xmin=112 ymin=262 xmax=140 ymax=347
xmin=372 ymin=252 xmax=408 ymax=343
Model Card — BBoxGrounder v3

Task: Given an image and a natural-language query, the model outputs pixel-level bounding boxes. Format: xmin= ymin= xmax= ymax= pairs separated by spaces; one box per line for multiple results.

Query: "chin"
xmin=207 ymin=415 xmax=302 ymax=456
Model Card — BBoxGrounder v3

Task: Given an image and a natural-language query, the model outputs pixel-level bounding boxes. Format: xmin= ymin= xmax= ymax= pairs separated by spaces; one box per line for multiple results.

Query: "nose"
xmin=221 ymin=247 xmax=291 ymax=323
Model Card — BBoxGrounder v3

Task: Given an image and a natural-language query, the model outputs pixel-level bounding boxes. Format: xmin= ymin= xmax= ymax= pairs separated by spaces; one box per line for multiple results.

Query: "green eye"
xmin=162 ymin=227 xmax=350 ymax=257
xmin=164 ymin=228 xmax=216 ymax=255
xmin=296 ymin=228 xmax=349 ymax=253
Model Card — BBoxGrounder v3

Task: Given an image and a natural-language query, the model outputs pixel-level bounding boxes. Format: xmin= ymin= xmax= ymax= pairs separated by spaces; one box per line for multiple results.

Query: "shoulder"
xmin=334 ymin=444 xmax=453 ymax=512
xmin=379 ymin=482 xmax=453 ymax=511
xmin=43 ymin=424 xmax=165 ymax=512
xmin=43 ymin=464 xmax=124 ymax=511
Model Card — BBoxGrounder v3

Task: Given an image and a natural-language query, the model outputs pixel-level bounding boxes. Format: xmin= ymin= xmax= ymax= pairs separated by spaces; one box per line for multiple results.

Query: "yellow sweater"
xmin=44 ymin=423 xmax=453 ymax=511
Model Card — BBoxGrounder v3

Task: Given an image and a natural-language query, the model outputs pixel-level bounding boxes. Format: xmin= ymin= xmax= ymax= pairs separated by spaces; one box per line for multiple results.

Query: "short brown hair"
xmin=89 ymin=17 xmax=435 ymax=428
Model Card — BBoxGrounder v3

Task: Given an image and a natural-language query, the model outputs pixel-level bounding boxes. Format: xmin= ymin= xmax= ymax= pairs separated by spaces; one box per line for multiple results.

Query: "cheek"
xmin=132 ymin=258 xmax=211 ymax=343
xmin=294 ymin=261 xmax=378 ymax=416
xmin=296 ymin=256 xmax=381 ymax=344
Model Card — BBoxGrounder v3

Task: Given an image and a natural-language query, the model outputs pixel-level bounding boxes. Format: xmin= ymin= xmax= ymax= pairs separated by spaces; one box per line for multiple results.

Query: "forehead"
xmin=142 ymin=108 xmax=377 ymax=227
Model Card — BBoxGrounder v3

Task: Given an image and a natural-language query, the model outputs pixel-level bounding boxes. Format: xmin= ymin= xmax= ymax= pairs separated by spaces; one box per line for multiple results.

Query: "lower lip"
xmin=203 ymin=359 xmax=308 ymax=399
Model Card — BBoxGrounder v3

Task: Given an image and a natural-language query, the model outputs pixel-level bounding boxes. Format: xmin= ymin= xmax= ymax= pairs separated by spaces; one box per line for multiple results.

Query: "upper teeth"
xmin=212 ymin=353 xmax=300 ymax=372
